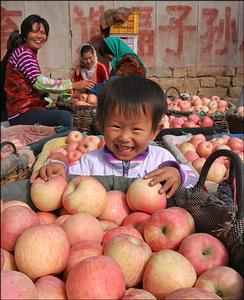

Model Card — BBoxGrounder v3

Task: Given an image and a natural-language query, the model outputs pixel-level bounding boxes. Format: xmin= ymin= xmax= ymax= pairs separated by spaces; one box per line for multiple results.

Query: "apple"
xmin=182 ymin=121 xmax=197 ymax=128
xmin=102 ymin=225 xmax=143 ymax=247
xmin=30 ymin=175 xmax=68 ymax=211
xmin=210 ymin=137 xmax=225 ymax=147
xmin=87 ymin=94 xmax=98 ymax=106
xmin=172 ymin=117 xmax=185 ymax=127
xmin=67 ymin=149 xmax=82 ymax=164
xmin=66 ymin=255 xmax=126 ymax=299
xmin=126 ymin=178 xmax=167 ymax=214
xmin=179 ymin=142 xmax=196 ymax=155
xmin=196 ymin=141 xmax=214 ymax=158
xmin=166 ymin=206 xmax=195 ymax=234
xmin=193 ymin=104 xmax=203 ymax=112
xmin=143 ymin=208 xmax=191 ymax=252
xmin=61 ymin=212 xmax=104 ymax=246
xmin=178 ymin=232 xmax=229 ymax=276
xmin=85 ymin=135 xmax=100 ymax=147
xmin=227 ymin=137 xmax=243 ymax=152
xmin=192 ymin=97 xmax=203 ymax=106
xmin=99 ymin=220 xmax=118 ymax=233
xmin=1 ymin=205 xmax=40 ymax=252
xmin=192 ymin=157 xmax=206 ymax=173
xmin=66 ymin=141 xmax=79 ymax=152
xmin=1 ymin=248 xmax=17 ymax=271
xmin=199 ymin=116 xmax=214 ymax=128
xmin=221 ymin=134 xmax=230 ymax=143
xmin=35 ymin=275 xmax=67 ymax=300
xmin=1 ymin=271 xmax=38 ymax=300
xmin=14 ymin=224 xmax=70 ymax=280
xmin=208 ymin=100 xmax=218 ymax=110
xmin=63 ymin=240 xmax=103 ymax=280
xmin=121 ymin=288 xmax=156 ymax=299
xmin=2 ymin=200 xmax=31 ymax=211
xmin=62 ymin=175 xmax=107 ymax=217
xmin=104 ymin=234 xmax=152 ymax=287
xmin=218 ymin=100 xmax=228 ymax=109
xmin=67 ymin=130 xmax=83 ymax=143
xmin=191 ymin=134 xmax=206 ymax=142
xmin=55 ymin=214 xmax=71 ymax=226
xmin=179 ymin=100 xmax=192 ymax=111
xmin=202 ymin=97 xmax=211 ymax=106
xmin=78 ymin=140 xmax=98 ymax=154
xmin=165 ymin=287 xmax=221 ymax=299
xmin=37 ymin=211 xmax=57 ymax=224
xmin=195 ymin=266 xmax=243 ymax=300
xmin=98 ymin=190 xmax=130 ymax=225
xmin=206 ymin=161 xmax=227 ymax=183
xmin=184 ymin=151 xmax=199 ymax=162
xmin=201 ymin=105 xmax=210 ymax=113
xmin=187 ymin=114 xmax=201 ymax=124
xmin=98 ymin=137 xmax=106 ymax=148
xmin=123 ymin=212 xmax=151 ymax=236
xmin=214 ymin=144 xmax=231 ymax=151
xmin=143 ymin=250 xmax=197 ymax=299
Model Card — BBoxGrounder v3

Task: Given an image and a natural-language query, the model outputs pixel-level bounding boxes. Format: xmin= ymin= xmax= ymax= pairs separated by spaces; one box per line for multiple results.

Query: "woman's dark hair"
xmin=80 ymin=44 xmax=95 ymax=58
xmin=99 ymin=40 xmax=114 ymax=57
xmin=0 ymin=14 xmax=49 ymax=118
xmin=96 ymin=75 xmax=166 ymax=132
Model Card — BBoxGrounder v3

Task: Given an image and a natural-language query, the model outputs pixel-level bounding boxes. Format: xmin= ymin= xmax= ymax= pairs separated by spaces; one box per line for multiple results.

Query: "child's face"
xmin=103 ymin=106 xmax=160 ymax=161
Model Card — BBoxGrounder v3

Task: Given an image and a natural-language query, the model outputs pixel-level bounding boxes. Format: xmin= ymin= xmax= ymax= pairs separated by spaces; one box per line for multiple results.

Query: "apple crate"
xmin=56 ymin=95 xmax=101 ymax=135
xmin=110 ymin=11 xmax=139 ymax=35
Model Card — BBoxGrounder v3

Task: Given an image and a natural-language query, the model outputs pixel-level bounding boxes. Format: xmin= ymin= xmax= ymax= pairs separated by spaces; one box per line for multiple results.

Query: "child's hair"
xmin=96 ymin=75 xmax=166 ymax=132
xmin=114 ymin=55 xmax=146 ymax=78
xmin=99 ymin=40 xmax=114 ymax=57
xmin=80 ymin=44 xmax=95 ymax=58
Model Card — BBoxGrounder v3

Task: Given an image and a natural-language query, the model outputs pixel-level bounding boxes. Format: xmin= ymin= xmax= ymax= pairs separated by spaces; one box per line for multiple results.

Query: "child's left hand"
xmin=144 ymin=167 xmax=181 ymax=198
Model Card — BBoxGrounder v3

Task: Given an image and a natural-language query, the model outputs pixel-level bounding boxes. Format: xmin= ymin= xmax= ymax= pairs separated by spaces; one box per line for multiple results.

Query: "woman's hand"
xmin=73 ymin=80 xmax=95 ymax=90
xmin=144 ymin=167 xmax=181 ymax=198
xmin=30 ymin=163 xmax=67 ymax=183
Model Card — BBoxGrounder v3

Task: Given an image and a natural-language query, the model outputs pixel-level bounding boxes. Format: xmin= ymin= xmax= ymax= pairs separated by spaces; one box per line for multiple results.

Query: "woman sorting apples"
xmin=1 ymin=14 xmax=93 ymax=127
xmin=31 ymin=75 xmax=198 ymax=199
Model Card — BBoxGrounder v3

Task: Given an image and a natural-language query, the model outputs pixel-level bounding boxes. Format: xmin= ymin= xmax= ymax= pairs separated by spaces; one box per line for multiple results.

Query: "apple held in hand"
xmin=67 ymin=130 xmax=83 ymax=143
xmin=78 ymin=138 xmax=98 ymax=154
xmin=126 ymin=178 xmax=167 ymax=214
xmin=30 ymin=175 xmax=68 ymax=211
xmin=62 ymin=176 xmax=107 ymax=217
xmin=67 ymin=149 xmax=82 ymax=164
xmin=178 ymin=232 xmax=229 ymax=276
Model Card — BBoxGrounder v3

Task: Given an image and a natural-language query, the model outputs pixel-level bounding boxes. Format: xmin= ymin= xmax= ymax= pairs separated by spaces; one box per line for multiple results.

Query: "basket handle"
xmin=165 ymin=87 xmax=182 ymax=99
xmin=196 ymin=149 xmax=244 ymax=219
xmin=1 ymin=141 xmax=18 ymax=155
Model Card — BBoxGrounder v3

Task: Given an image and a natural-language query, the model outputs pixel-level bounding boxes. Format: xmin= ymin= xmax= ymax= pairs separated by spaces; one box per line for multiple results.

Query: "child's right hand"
xmin=30 ymin=162 xmax=67 ymax=183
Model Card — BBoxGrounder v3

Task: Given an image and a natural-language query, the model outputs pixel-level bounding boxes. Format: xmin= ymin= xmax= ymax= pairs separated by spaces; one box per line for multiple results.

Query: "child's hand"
xmin=30 ymin=163 xmax=67 ymax=183
xmin=144 ymin=167 xmax=181 ymax=198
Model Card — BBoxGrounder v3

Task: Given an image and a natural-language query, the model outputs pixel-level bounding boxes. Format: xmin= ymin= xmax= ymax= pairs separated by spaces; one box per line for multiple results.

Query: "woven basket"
xmin=1 ymin=141 xmax=31 ymax=185
xmin=227 ymin=114 xmax=244 ymax=133
xmin=56 ymin=96 xmax=101 ymax=134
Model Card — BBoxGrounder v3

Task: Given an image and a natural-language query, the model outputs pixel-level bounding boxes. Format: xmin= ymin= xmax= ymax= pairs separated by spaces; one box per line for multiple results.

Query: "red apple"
xmin=179 ymin=142 xmax=196 ymax=155
xmin=202 ymin=97 xmax=211 ymax=106
xmin=187 ymin=114 xmax=201 ymax=124
xmin=184 ymin=151 xmax=199 ymax=162
xmin=178 ymin=232 xmax=229 ymax=276
xmin=66 ymin=141 xmax=79 ymax=152
xmin=206 ymin=161 xmax=227 ymax=183
xmin=182 ymin=121 xmax=197 ymax=128
xmin=60 ymin=212 xmax=104 ymax=246
xmin=227 ymin=137 xmax=243 ymax=152
xmin=99 ymin=220 xmax=118 ymax=233
xmin=98 ymin=190 xmax=130 ymax=225
xmin=37 ymin=211 xmax=57 ymax=224
xmin=165 ymin=287 xmax=221 ymax=299
xmin=192 ymin=97 xmax=203 ymax=106
xmin=199 ymin=116 xmax=214 ymax=128
xmin=195 ymin=266 xmax=243 ymax=300
xmin=179 ymin=100 xmax=192 ymax=111
xmin=166 ymin=206 xmax=195 ymax=234
xmin=62 ymin=176 xmax=107 ymax=217
xmin=14 ymin=224 xmax=70 ymax=280
xmin=1 ymin=248 xmax=18 ymax=271
xmin=121 ymin=288 xmax=156 ymax=299
xmin=104 ymin=234 xmax=152 ymax=287
xmin=172 ymin=117 xmax=185 ymax=127
xmin=126 ymin=178 xmax=167 ymax=214
xmin=196 ymin=141 xmax=214 ymax=158
xmin=85 ymin=135 xmax=100 ymax=147
xmin=30 ymin=175 xmax=68 ymax=211
xmin=66 ymin=255 xmax=126 ymax=299
xmin=143 ymin=208 xmax=191 ymax=252
xmin=67 ymin=149 xmax=82 ymax=164
xmin=211 ymin=95 xmax=220 ymax=102
xmin=78 ymin=139 xmax=98 ymax=154
xmin=123 ymin=212 xmax=151 ymax=236
xmin=35 ymin=275 xmax=67 ymax=300
xmin=102 ymin=225 xmax=143 ymax=247
xmin=143 ymin=250 xmax=197 ymax=299
xmin=98 ymin=137 xmax=106 ymax=148
xmin=192 ymin=157 xmax=206 ymax=174
xmin=218 ymin=100 xmax=228 ymax=109
xmin=67 ymin=130 xmax=83 ymax=143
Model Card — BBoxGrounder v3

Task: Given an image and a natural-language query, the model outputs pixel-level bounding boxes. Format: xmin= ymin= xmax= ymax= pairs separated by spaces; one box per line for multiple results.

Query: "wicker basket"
xmin=1 ymin=141 xmax=31 ymax=185
xmin=56 ymin=96 xmax=101 ymax=134
xmin=227 ymin=114 xmax=244 ymax=133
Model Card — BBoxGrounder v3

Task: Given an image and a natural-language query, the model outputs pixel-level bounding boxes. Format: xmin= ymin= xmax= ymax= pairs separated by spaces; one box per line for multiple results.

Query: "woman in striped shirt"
xmin=1 ymin=14 xmax=93 ymax=127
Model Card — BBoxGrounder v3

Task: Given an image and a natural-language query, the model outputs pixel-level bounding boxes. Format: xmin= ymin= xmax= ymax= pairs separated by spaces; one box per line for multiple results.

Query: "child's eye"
xmin=133 ymin=128 xmax=143 ymax=131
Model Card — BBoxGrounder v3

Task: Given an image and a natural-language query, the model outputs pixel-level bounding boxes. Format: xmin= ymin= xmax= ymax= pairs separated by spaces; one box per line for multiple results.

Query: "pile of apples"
xmin=49 ymin=130 xmax=105 ymax=165
xmin=1 ymin=176 xmax=243 ymax=299
xmin=167 ymin=95 xmax=230 ymax=115
xmin=177 ymin=134 xmax=244 ymax=183
xmin=161 ymin=114 xmax=214 ymax=129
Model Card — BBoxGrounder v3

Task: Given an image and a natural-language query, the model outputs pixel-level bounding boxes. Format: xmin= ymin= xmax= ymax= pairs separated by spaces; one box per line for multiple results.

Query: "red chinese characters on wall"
xmin=200 ymin=7 xmax=238 ymax=56
xmin=1 ymin=7 xmax=22 ymax=56
xmin=159 ymin=5 xmax=196 ymax=57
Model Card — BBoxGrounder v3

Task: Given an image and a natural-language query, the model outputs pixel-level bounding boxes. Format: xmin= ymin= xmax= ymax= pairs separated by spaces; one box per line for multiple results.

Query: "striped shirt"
xmin=9 ymin=46 xmax=41 ymax=84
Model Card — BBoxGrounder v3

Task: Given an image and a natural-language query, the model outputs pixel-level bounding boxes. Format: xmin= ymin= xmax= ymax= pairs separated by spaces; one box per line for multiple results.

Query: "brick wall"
xmin=148 ymin=67 xmax=244 ymax=103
